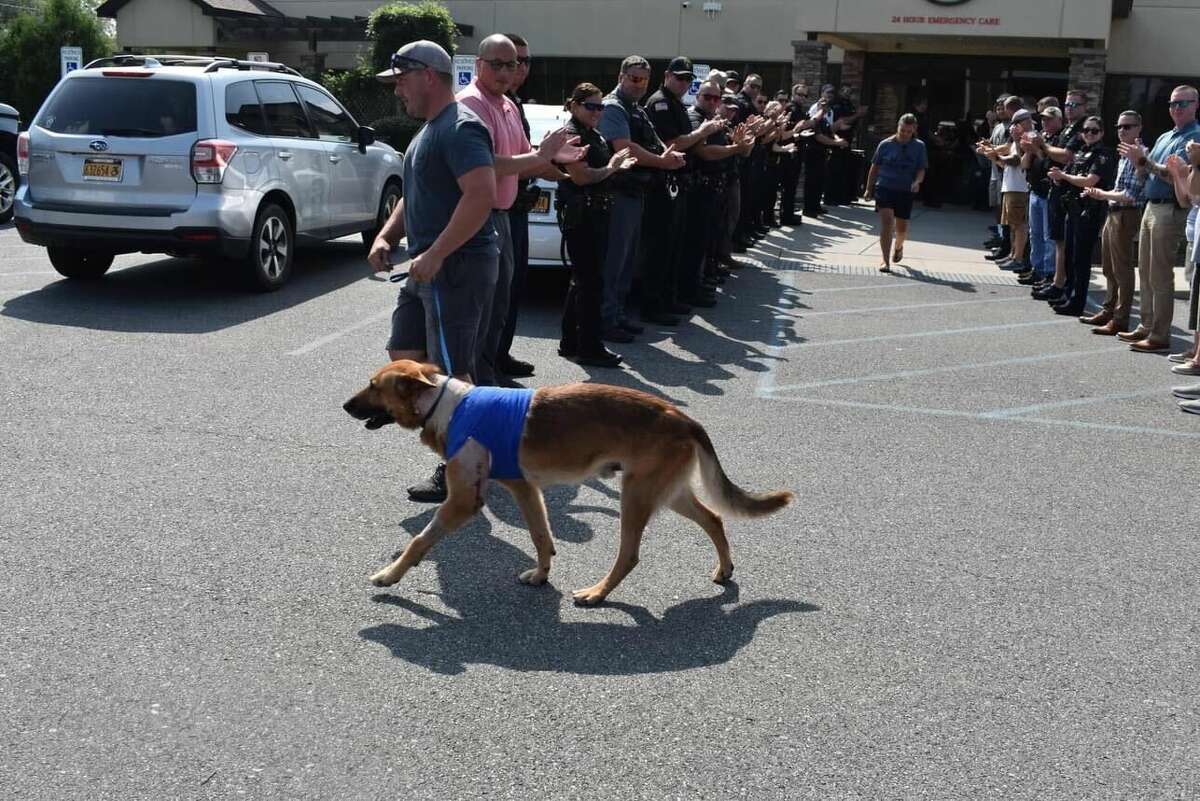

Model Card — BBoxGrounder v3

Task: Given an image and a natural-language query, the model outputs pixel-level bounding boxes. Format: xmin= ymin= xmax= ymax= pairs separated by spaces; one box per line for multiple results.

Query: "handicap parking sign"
xmin=453 ymin=55 xmax=475 ymax=90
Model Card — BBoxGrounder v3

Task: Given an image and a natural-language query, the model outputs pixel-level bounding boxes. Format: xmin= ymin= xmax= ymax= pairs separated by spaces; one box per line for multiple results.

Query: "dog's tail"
xmin=689 ymin=420 xmax=793 ymax=518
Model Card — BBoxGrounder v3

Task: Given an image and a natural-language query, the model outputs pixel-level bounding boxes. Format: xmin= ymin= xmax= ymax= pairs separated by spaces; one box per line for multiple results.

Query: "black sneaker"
xmin=408 ymin=463 xmax=447 ymax=503
xmin=1016 ymin=271 xmax=1038 ymax=285
xmin=497 ymin=355 xmax=535 ymax=377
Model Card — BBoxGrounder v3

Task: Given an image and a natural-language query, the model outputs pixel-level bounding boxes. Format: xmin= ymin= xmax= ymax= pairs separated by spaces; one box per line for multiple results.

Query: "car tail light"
xmin=17 ymin=132 xmax=29 ymax=176
xmin=191 ymin=139 xmax=237 ymax=184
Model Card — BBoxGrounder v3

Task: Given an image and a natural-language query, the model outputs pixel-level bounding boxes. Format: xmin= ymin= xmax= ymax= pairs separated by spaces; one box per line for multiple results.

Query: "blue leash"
xmin=387 ymin=260 xmax=454 ymax=377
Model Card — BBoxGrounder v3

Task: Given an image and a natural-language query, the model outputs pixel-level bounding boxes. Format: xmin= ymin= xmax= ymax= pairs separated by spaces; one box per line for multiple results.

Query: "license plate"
xmin=82 ymin=158 xmax=122 ymax=182
xmin=533 ymin=191 xmax=550 ymax=215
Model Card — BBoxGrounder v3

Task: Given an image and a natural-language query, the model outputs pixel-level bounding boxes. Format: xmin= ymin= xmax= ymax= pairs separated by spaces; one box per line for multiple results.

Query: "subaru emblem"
xmin=89 ymin=140 xmax=109 ymax=152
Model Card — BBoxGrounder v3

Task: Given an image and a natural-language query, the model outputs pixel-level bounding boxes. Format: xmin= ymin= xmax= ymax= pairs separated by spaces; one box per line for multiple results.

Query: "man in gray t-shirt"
xmin=366 ymin=40 xmax=501 ymax=503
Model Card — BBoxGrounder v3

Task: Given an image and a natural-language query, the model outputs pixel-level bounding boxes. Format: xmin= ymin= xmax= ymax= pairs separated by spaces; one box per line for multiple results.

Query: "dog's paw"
xmin=518 ymin=567 xmax=550 ymax=586
xmin=711 ymin=563 xmax=734 ymax=584
xmin=369 ymin=569 xmax=398 ymax=587
xmin=571 ymin=585 xmax=608 ymax=607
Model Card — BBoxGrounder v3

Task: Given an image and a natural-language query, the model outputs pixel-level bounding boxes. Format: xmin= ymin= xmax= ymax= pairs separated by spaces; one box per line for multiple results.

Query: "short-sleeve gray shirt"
xmin=402 ymin=102 xmax=497 ymax=257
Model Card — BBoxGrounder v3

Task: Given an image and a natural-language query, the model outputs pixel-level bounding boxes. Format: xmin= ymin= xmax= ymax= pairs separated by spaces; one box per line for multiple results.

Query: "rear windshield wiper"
xmin=99 ymin=127 xmax=169 ymax=137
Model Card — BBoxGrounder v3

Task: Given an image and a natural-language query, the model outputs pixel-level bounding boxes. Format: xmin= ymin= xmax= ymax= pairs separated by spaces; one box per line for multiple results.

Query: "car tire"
xmin=47 ymin=247 xmax=114 ymax=279
xmin=246 ymin=202 xmax=293 ymax=292
xmin=361 ymin=180 xmax=402 ymax=249
xmin=0 ymin=152 xmax=18 ymax=224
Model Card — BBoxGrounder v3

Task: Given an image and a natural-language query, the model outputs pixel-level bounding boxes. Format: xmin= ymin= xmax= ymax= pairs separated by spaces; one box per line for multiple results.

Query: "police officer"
xmin=828 ymin=83 xmax=869 ymax=204
xmin=642 ymin=57 xmax=726 ymax=320
xmin=681 ymin=81 xmax=745 ymax=306
xmin=597 ymin=56 xmax=687 ymax=342
xmin=1047 ymin=115 xmax=1116 ymax=316
xmin=556 ymin=82 xmax=638 ymax=367
xmin=732 ymin=74 xmax=764 ymax=246
xmin=803 ymin=86 xmax=847 ymax=218
xmin=780 ymin=83 xmax=812 ymax=225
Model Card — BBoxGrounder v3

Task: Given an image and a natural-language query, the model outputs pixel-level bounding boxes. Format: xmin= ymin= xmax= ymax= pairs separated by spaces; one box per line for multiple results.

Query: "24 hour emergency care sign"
xmin=797 ymin=0 xmax=1108 ymax=40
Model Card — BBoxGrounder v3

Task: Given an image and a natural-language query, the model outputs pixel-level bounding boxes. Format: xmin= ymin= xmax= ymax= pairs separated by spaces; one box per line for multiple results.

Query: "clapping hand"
xmin=1047 ymin=166 xmax=1064 ymax=182
xmin=538 ymin=126 xmax=588 ymax=164
xmin=1187 ymin=140 xmax=1200 ymax=166
xmin=607 ymin=147 xmax=637 ymax=173
xmin=1118 ymin=141 xmax=1147 ymax=164
xmin=1167 ymin=153 xmax=1188 ymax=177
xmin=661 ymin=143 xmax=687 ymax=170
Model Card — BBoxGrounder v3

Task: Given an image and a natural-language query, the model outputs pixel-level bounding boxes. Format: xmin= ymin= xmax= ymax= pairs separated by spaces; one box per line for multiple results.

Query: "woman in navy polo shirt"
xmin=864 ymin=113 xmax=928 ymax=273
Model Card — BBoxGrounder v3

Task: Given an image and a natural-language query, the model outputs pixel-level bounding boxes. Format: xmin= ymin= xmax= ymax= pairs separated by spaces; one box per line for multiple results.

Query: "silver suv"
xmin=14 ymin=55 xmax=403 ymax=290
xmin=0 ymin=101 xmax=18 ymax=224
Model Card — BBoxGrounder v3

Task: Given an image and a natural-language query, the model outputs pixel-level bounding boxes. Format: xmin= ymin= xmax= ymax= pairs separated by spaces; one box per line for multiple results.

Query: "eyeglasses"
xmin=579 ymin=101 xmax=604 ymax=112
xmin=1082 ymin=128 xmax=1102 ymax=135
xmin=1169 ymin=99 xmax=1196 ymax=109
xmin=516 ymin=56 xmax=531 ymax=66
xmin=1063 ymin=101 xmax=1083 ymax=108
xmin=1116 ymin=123 xmax=1140 ymax=130
xmin=624 ymin=74 xmax=648 ymax=84
xmin=482 ymin=59 xmax=519 ymax=71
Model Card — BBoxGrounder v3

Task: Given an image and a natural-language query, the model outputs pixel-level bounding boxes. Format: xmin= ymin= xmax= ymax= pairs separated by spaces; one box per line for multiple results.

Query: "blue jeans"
xmin=1029 ymin=193 xmax=1054 ymax=277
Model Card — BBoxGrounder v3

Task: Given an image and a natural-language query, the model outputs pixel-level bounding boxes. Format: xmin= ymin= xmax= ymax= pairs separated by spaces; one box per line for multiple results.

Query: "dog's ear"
xmin=415 ymin=362 xmax=442 ymax=386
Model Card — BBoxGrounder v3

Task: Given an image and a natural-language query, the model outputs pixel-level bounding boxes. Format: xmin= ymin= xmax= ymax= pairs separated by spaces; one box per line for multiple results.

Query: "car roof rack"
xmin=203 ymin=58 xmax=303 ymax=77
xmin=82 ymin=54 xmax=302 ymax=77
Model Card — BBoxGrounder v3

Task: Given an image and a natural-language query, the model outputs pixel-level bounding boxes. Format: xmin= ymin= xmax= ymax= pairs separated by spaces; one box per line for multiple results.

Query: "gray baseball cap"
xmin=376 ymin=40 xmax=453 ymax=81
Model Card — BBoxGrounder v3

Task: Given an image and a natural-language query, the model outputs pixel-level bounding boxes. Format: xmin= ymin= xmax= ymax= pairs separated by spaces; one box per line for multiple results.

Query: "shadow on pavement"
xmin=0 ymin=239 xmax=367 ymax=334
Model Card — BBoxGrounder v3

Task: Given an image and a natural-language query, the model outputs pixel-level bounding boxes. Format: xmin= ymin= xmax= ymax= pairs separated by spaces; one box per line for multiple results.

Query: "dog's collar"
xmin=418 ymin=379 xmax=450 ymax=429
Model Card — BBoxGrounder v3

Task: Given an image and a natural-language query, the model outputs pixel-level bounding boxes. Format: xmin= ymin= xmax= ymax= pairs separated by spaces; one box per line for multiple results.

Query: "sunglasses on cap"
xmin=1081 ymin=127 xmax=1102 ymax=135
xmin=390 ymin=53 xmax=432 ymax=73
xmin=1169 ymin=99 xmax=1196 ymax=109
xmin=579 ymin=101 xmax=604 ymax=112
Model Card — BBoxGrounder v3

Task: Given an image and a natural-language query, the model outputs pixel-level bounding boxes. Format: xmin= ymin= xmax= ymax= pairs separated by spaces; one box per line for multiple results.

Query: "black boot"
xmin=407 ymin=463 xmax=447 ymax=503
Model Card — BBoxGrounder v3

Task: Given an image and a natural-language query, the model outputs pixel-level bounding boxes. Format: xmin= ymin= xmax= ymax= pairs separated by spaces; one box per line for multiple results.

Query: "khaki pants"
xmin=1136 ymin=203 xmax=1188 ymax=342
xmin=1100 ymin=207 xmax=1141 ymax=325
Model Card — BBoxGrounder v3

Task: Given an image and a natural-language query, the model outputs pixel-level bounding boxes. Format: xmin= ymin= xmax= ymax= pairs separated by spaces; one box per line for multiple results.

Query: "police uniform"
xmin=733 ymin=89 xmax=760 ymax=243
xmin=642 ymin=77 xmax=695 ymax=321
xmin=827 ymin=92 xmax=858 ymax=204
xmin=1057 ymin=139 xmax=1117 ymax=314
xmin=598 ymin=85 xmax=662 ymax=334
xmin=803 ymin=106 xmax=833 ymax=218
xmin=679 ymin=103 xmax=729 ymax=304
xmin=557 ymin=116 xmax=619 ymax=364
xmin=779 ymin=101 xmax=808 ymax=223
xmin=1047 ymin=119 xmax=1085 ymax=243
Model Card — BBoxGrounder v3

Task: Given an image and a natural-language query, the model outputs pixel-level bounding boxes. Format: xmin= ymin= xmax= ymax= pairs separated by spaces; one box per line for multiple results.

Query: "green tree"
xmin=0 ymin=0 xmax=114 ymax=120
xmin=366 ymin=1 xmax=457 ymax=74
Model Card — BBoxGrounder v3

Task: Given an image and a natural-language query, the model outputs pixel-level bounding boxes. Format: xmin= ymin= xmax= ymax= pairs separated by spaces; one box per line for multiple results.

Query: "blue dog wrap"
xmin=445 ymin=387 xmax=535 ymax=479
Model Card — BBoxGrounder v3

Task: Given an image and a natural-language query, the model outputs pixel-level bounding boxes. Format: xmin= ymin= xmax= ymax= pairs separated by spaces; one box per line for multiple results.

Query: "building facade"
xmin=98 ymin=0 xmax=1198 ymax=138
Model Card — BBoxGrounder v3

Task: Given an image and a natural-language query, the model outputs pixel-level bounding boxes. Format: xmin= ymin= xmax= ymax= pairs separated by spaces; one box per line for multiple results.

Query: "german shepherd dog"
xmin=344 ymin=360 xmax=792 ymax=606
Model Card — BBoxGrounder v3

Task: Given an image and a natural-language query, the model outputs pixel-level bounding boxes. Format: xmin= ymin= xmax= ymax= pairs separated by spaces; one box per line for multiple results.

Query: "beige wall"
xmin=116 ymin=0 xmax=214 ymax=48
xmin=1108 ymin=0 xmax=1200 ymax=76
xmin=267 ymin=0 xmax=795 ymax=60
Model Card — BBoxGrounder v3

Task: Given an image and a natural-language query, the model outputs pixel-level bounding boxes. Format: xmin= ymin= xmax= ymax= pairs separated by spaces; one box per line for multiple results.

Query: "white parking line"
xmin=0 ymin=271 xmax=54 ymax=277
xmin=772 ymin=318 xmax=1072 ymax=351
xmin=762 ymin=345 xmax=1126 ymax=394
xmin=980 ymin=388 xmax=1170 ymax=418
xmin=805 ymin=282 xmax=929 ymax=293
xmin=767 ymin=394 xmax=1200 ymax=440
xmin=800 ymin=295 xmax=1027 ymax=317
xmin=287 ymin=306 xmax=394 ymax=356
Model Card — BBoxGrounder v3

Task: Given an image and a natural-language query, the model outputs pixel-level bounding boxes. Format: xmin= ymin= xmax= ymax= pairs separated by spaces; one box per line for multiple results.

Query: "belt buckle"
xmin=668 ymin=182 xmax=680 ymax=200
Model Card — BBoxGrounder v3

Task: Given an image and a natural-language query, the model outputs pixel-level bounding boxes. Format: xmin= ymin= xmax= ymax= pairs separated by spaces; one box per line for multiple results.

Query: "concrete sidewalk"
xmin=757 ymin=201 xmax=1193 ymax=296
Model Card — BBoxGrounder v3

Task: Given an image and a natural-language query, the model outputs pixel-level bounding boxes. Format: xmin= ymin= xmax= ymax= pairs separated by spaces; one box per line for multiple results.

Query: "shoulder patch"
xmin=653 ymin=101 xmax=668 ymax=112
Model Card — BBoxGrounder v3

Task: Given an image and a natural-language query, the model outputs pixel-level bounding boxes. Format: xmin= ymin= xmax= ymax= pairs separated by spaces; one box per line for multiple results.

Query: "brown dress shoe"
xmin=1130 ymin=338 xmax=1171 ymax=353
xmin=1080 ymin=311 xmax=1111 ymax=325
xmin=1091 ymin=320 xmax=1126 ymax=336
xmin=1116 ymin=327 xmax=1150 ymax=342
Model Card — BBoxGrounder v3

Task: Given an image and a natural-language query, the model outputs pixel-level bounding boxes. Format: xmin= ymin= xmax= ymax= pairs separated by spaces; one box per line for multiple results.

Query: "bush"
xmin=366 ymin=1 xmax=457 ymax=75
xmin=0 ymin=0 xmax=113 ymax=121
xmin=370 ymin=114 xmax=422 ymax=153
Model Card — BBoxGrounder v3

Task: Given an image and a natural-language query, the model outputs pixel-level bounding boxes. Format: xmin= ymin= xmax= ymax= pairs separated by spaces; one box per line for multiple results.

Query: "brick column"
xmin=791 ymin=40 xmax=829 ymax=94
xmin=840 ymin=49 xmax=865 ymax=98
xmin=1068 ymin=47 xmax=1107 ymax=114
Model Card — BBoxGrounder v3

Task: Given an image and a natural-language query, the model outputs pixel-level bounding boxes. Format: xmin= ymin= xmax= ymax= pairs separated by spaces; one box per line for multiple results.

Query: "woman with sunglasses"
xmin=556 ymin=83 xmax=637 ymax=368
xmin=1047 ymin=115 xmax=1118 ymax=316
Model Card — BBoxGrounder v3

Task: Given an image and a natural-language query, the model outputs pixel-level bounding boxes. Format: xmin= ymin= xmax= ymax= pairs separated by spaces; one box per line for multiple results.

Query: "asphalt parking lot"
xmin=2 ymin=208 xmax=1198 ymax=799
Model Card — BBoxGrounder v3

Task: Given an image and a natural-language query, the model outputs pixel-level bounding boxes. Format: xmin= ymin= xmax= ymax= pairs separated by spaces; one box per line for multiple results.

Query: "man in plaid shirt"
xmin=1081 ymin=110 xmax=1147 ymax=335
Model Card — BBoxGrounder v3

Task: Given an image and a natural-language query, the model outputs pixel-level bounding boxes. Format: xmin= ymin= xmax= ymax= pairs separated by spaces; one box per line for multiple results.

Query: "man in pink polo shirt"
xmin=457 ymin=33 xmax=583 ymax=386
